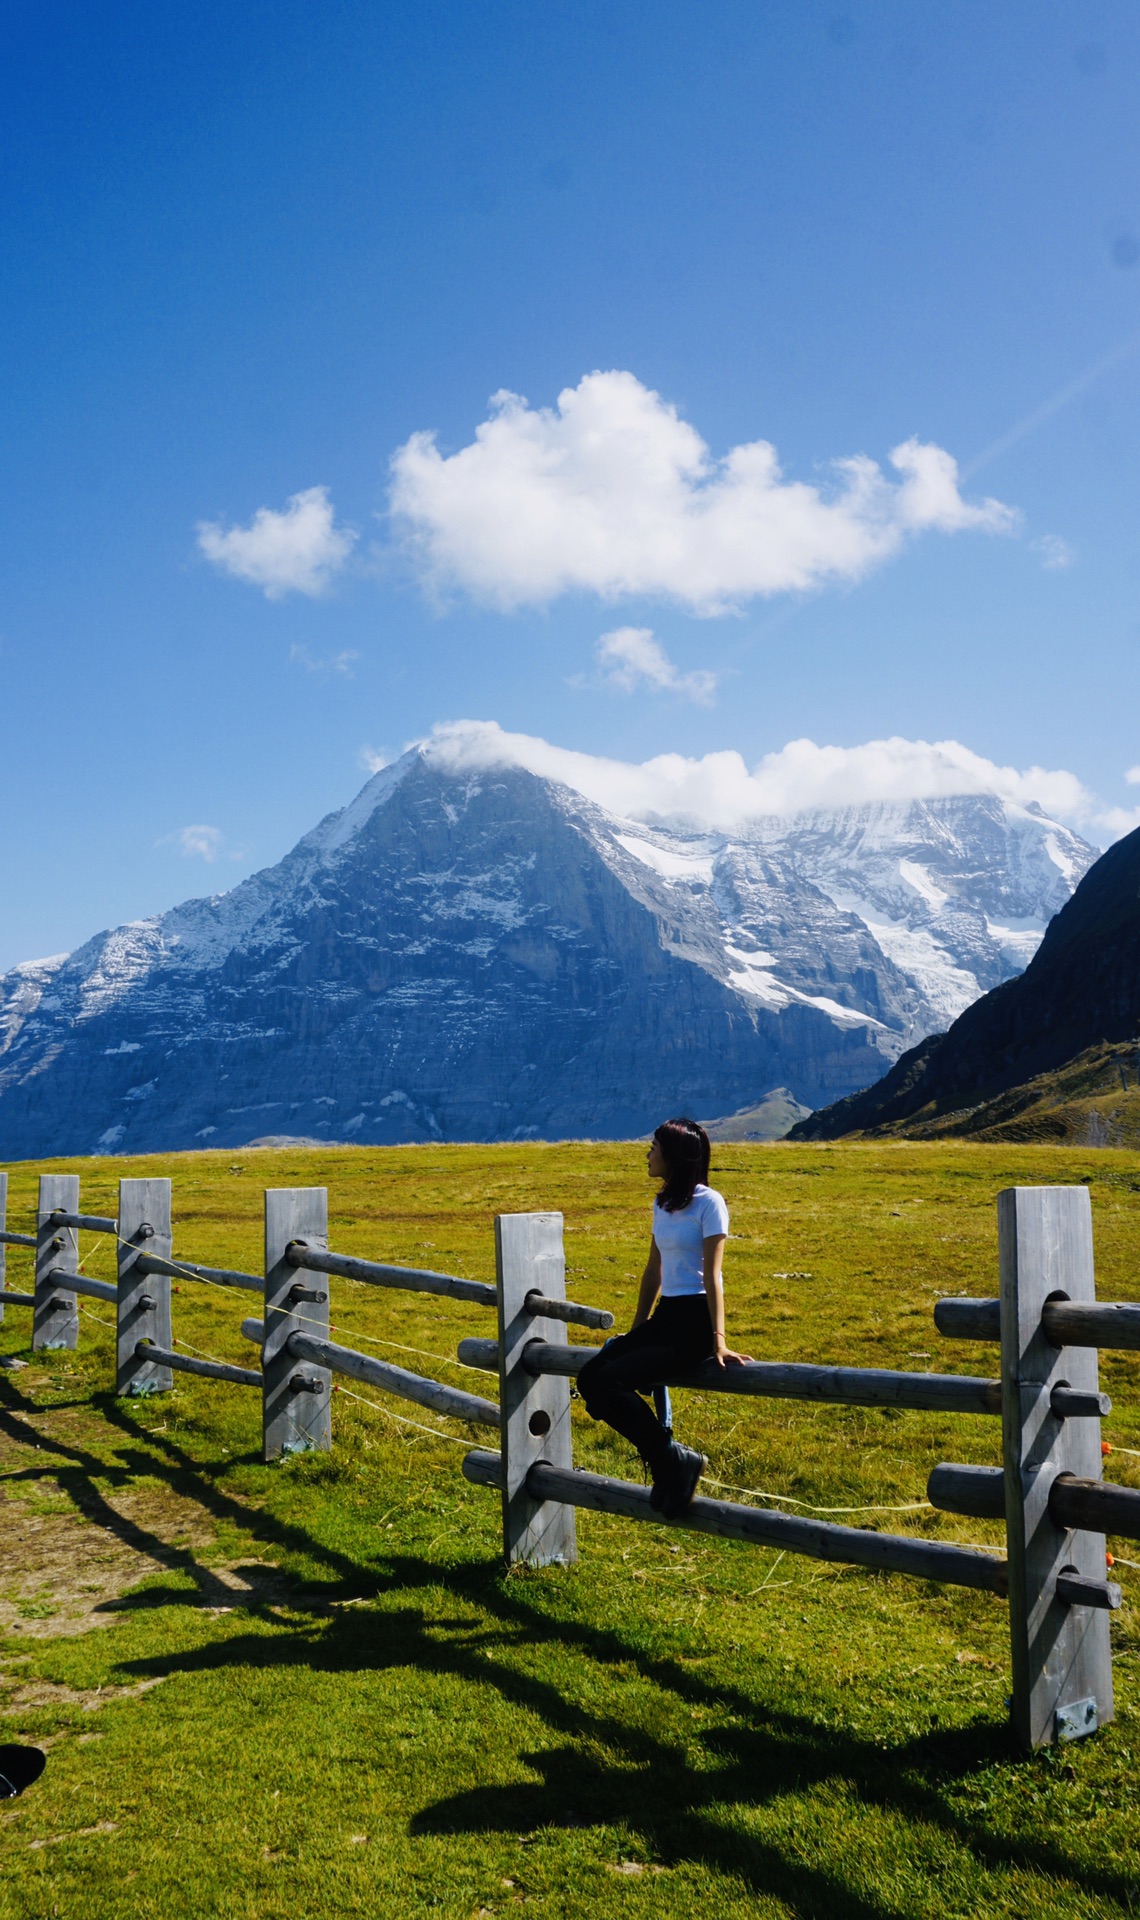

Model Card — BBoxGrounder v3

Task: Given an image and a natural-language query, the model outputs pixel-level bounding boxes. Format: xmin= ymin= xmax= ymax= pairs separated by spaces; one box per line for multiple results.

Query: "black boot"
xmin=653 ymin=1443 xmax=707 ymax=1520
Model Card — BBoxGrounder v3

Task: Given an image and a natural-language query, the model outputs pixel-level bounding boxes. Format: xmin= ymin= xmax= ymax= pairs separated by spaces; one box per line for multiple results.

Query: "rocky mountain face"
xmin=0 ymin=744 xmax=1097 ymax=1155
xmin=790 ymin=820 xmax=1140 ymax=1141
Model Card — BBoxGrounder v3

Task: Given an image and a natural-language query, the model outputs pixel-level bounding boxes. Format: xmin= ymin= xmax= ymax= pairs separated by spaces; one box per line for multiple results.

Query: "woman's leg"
xmin=578 ymin=1300 xmax=713 ymax=1471
xmin=577 ymin=1324 xmax=680 ymax=1470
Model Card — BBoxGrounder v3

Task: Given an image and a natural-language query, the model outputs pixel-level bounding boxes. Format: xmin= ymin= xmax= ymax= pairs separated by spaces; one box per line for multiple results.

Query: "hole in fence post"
xmin=528 ymin=1409 xmax=551 ymax=1437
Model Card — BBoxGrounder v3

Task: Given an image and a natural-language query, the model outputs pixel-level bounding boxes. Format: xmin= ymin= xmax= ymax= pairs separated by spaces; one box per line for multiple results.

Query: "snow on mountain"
xmin=0 ymin=737 xmax=1098 ymax=1155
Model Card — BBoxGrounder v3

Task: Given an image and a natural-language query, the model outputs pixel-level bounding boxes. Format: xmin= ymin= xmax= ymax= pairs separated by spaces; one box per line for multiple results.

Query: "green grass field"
xmin=1 ymin=1140 xmax=1139 ymax=1919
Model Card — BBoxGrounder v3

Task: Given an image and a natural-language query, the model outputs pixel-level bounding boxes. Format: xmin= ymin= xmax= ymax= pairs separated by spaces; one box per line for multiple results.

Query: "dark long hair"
xmin=653 ymin=1116 xmax=711 ymax=1213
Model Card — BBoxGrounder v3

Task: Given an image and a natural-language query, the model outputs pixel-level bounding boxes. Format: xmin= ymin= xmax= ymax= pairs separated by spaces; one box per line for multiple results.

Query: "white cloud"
xmin=596 ymin=627 xmax=717 ymax=705
xmin=169 ymin=825 xmax=223 ymax=862
xmin=417 ymin=718 xmax=1133 ymax=842
xmin=389 ymin=372 xmax=1018 ymax=615
xmin=1125 ymin=766 xmax=1140 ymax=786
xmin=1032 ymin=533 xmax=1077 ymax=570
xmin=359 ymin=746 xmax=390 ymax=774
xmin=197 ymin=486 xmax=355 ymax=598
xmin=1097 ymin=805 xmax=1140 ymax=838
xmin=290 ymin=643 xmax=360 ymax=675
xmin=157 ymin=824 xmax=247 ymax=863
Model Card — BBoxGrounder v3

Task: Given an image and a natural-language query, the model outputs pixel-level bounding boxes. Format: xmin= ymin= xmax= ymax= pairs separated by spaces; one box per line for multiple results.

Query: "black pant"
xmin=577 ymin=1295 xmax=714 ymax=1471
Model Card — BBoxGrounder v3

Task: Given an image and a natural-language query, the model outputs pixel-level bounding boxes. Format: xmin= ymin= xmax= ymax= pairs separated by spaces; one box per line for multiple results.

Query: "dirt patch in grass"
xmin=0 ymin=1378 xmax=299 ymax=1648
xmin=0 ymin=1484 xmax=181 ymax=1640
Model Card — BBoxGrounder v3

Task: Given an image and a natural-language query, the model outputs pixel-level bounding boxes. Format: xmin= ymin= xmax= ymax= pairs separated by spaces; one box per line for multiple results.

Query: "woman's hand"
xmin=713 ymin=1335 xmax=753 ymax=1367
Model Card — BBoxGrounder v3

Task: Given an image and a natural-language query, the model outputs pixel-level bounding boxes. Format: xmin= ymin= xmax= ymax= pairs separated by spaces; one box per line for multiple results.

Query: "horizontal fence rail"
xmin=937 ymin=1294 xmax=1140 ymax=1353
xmin=0 ymin=1289 xmax=35 ymax=1307
xmin=0 ymin=1230 xmax=36 ymax=1250
xmin=285 ymin=1241 xmax=497 ymax=1308
xmin=242 ymin=1316 xmax=500 ymax=1427
xmin=48 ymin=1211 xmax=118 ymax=1235
xmin=523 ymin=1289 xmax=614 ymax=1331
xmin=935 ymin=1466 xmax=1140 ymax=1544
xmin=136 ymin=1340 xmax=261 ymax=1389
xmin=1044 ymin=1301 xmax=1140 ymax=1352
xmin=46 ymin=1268 xmax=117 ymax=1305
xmin=457 ymin=1336 xmax=1003 ymax=1417
xmin=930 ymin=1460 xmax=1140 ymax=1562
xmin=135 ymin=1252 xmax=263 ymax=1294
xmin=462 ymin=1449 xmax=1009 ymax=1595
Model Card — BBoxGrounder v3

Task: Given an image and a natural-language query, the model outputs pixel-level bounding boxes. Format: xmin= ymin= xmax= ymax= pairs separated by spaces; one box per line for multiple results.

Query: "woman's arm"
xmin=631 ymin=1240 xmax=662 ymax=1329
xmin=703 ymin=1234 xmax=753 ymax=1367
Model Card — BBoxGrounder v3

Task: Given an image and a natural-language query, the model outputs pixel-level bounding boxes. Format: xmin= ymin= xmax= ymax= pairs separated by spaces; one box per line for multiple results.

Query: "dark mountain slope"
xmin=789 ymin=821 xmax=1140 ymax=1140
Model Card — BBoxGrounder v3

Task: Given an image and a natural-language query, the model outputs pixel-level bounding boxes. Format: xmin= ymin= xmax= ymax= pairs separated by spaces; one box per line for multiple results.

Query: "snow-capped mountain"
xmin=0 ymin=741 xmax=1097 ymax=1155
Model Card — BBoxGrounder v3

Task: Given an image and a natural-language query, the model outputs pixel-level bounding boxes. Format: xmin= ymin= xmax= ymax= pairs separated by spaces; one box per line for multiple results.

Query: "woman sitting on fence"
xmin=577 ymin=1116 xmax=752 ymax=1518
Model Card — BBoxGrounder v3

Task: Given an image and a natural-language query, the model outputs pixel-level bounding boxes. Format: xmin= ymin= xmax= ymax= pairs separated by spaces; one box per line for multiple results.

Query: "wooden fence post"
xmin=262 ymin=1188 xmax=331 ymax=1461
xmin=1000 ymin=1186 xmax=1114 ymax=1747
xmin=34 ymin=1174 xmax=79 ymax=1351
xmin=496 ymin=1212 xmax=577 ymax=1566
xmin=117 ymin=1178 xmax=173 ymax=1396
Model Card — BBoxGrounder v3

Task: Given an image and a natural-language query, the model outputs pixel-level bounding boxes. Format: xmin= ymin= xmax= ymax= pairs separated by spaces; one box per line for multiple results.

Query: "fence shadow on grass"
xmin=1 ymin=1374 xmax=1133 ymax=1918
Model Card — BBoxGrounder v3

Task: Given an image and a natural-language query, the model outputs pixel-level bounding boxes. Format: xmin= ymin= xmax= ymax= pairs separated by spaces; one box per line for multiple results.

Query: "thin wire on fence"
xmin=332 ymin=1380 xmax=478 ymax=1447
xmin=702 ymin=1475 xmax=933 ymax=1516
xmin=105 ymin=1229 xmax=491 ymax=1377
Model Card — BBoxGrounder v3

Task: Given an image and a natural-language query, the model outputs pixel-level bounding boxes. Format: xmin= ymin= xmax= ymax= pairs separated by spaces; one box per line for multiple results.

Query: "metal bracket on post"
xmin=496 ymin=1212 xmax=577 ymax=1566
xmin=117 ymin=1178 xmax=172 ymax=1396
xmin=34 ymin=1175 xmax=79 ymax=1351
xmin=1000 ymin=1185 xmax=1114 ymax=1749
xmin=263 ymin=1189 xmax=331 ymax=1461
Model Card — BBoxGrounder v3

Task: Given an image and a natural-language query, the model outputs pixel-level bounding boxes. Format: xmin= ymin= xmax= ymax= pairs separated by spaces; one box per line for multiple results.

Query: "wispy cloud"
xmin=197 ymin=486 xmax=355 ymax=598
xmin=290 ymin=643 xmax=360 ymax=675
xmin=359 ymin=746 xmax=391 ymax=775
xmin=1032 ymin=533 xmax=1076 ymax=570
xmin=167 ymin=825 xmax=222 ymax=861
xmin=595 ymin=627 xmax=717 ymax=704
xmin=418 ymin=718 xmax=1135 ymax=843
xmin=158 ymin=824 xmax=245 ymax=864
xmin=389 ymin=371 xmax=1018 ymax=615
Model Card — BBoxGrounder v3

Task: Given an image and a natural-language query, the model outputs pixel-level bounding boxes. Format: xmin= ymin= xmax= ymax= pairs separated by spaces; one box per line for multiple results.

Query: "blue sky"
xmin=2 ymin=1 xmax=1139 ymax=969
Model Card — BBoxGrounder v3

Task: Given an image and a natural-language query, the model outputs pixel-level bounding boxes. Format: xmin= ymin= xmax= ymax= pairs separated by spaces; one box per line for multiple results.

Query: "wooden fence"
xmin=1 ymin=1171 xmax=1138 ymax=1751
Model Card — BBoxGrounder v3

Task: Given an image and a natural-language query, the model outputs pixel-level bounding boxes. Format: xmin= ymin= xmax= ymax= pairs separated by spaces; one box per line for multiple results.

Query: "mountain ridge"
xmin=0 ymin=739 xmax=1098 ymax=1155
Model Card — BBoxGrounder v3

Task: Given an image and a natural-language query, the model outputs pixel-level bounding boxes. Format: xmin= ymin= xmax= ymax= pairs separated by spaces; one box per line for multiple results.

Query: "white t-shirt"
xmin=652 ymin=1184 xmax=730 ymax=1297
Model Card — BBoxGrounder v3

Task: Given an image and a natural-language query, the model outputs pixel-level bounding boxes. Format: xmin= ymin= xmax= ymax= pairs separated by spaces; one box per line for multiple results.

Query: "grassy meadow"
xmin=1 ymin=1139 xmax=1139 ymax=1918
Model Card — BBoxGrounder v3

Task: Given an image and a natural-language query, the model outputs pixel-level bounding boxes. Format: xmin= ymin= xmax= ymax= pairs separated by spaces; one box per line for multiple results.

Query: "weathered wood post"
xmin=1000 ymin=1185 xmax=1114 ymax=1746
xmin=116 ymin=1178 xmax=173 ymax=1396
xmin=262 ymin=1188 xmax=331 ymax=1461
xmin=496 ymin=1212 xmax=577 ymax=1566
xmin=34 ymin=1174 xmax=79 ymax=1351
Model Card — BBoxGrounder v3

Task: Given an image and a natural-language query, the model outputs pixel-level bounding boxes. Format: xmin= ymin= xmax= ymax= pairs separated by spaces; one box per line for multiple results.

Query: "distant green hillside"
xmin=837 ymin=1040 xmax=1140 ymax=1147
xmin=704 ymin=1087 xmax=812 ymax=1141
